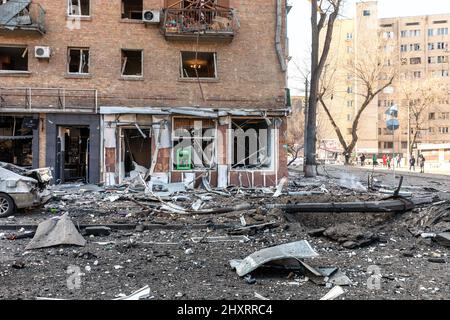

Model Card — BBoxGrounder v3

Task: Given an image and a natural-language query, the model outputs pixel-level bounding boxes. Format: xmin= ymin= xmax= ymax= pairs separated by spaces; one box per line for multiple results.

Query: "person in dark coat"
xmin=409 ymin=155 xmax=416 ymax=171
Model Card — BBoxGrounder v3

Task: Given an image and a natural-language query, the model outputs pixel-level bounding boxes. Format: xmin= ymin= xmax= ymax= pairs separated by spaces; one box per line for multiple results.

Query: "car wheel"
xmin=0 ymin=194 xmax=15 ymax=218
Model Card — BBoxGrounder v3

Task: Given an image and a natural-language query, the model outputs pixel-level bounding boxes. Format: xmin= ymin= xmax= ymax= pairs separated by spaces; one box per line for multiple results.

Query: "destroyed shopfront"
xmin=101 ymin=107 xmax=289 ymax=188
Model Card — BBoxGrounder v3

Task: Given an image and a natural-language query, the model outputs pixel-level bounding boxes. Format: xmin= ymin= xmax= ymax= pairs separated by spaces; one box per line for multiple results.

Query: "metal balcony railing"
xmin=0 ymin=1 xmax=45 ymax=35
xmin=161 ymin=7 xmax=237 ymax=42
xmin=0 ymin=87 xmax=98 ymax=113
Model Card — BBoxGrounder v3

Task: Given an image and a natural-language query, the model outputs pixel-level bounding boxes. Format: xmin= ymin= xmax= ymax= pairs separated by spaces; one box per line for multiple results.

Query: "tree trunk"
xmin=304 ymin=1 xmax=341 ymax=177
xmin=304 ymin=0 xmax=320 ymax=177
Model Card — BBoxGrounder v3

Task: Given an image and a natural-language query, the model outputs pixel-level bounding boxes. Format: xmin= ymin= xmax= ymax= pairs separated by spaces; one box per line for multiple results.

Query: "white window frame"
xmin=67 ymin=47 xmax=90 ymax=75
xmin=229 ymin=118 xmax=277 ymax=172
xmin=121 ymin=49 xmax=144 ymax=78
xmin=67 ymin=0 xmax=91 ymax=17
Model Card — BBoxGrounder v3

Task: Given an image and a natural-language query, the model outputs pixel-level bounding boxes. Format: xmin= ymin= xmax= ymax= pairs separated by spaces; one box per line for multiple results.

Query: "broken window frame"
xmin=67 ymin=0 xmax=91 ymax=17
xmin=230 ymin=118 xmax=276 ymax=172
xmin=67 ymin=47 xmax=90 ymax=75
xmin=179 ymin=51 xmax=218 ymax=80
xmin=121 ymin=0 xmax=143 ymax=20
xmin=171 ymin=117 xmax=218 ymax=171
xmin=119 ymin=125 xmax=152 ymax=179
xmin=121 ymin=49 xmax=144 ymax=78
xmin=0 ymin=45 xmax=29 ymax=73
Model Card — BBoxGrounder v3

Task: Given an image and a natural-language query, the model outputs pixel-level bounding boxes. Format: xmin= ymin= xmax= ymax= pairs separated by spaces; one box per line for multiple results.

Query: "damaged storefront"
xmin=0 ymin=115 xmax=39 ymax=168
xmin=100 ymin=107 xmax=288 ymax=187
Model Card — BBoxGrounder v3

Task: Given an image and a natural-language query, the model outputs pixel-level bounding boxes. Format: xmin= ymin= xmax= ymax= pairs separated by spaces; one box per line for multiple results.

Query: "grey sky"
xmin=288 ymin=0 xmax=450 ymax=94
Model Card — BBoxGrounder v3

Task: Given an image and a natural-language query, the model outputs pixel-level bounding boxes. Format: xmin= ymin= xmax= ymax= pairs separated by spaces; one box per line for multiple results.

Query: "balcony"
xmin=0 ymin=1 xmax=45 ymax=35
xmin=161 ymin=5 xmax=236 ymax=43
xmin=0 ymin=87 xmax=98 ymax=114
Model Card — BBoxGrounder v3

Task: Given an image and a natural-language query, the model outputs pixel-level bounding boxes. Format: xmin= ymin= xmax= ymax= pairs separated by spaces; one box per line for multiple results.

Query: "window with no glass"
xmin=180 ymin=52 xmax=217 ymax=79
xmin=121 ymin=0 xmax=143 ymax=20
xmin=0 ymin=46 xmax=28 ymax=72
xmin=121 ymin=50 xmax=143 ymax=77
xmin=68 ymin=48 xmax=90 ymax=74
xmin=68 ymin=0 xmax=90 ymax=16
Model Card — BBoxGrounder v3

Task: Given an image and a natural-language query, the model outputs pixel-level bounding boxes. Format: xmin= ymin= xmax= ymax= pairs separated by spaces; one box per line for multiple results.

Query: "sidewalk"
xmin=331 ymin=164 xmax=450 ymax=181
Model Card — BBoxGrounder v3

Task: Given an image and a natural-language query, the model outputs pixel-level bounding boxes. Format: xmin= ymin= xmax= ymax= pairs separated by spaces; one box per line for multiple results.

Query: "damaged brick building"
xmin=0 ymin=0 xmax=290 ymax=187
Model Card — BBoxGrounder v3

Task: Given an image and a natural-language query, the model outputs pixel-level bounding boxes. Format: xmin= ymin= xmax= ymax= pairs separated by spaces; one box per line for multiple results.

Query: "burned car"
xmin=0 ymin=162 xmax=52 ymax=218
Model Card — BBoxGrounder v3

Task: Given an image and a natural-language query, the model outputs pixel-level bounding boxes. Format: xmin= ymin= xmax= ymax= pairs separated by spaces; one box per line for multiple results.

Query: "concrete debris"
xmin=254 ymin=292 xmax=269 ymax=300
xmin=2 ymin=164 xmax=450 ymax=300
xmin=190 ymin=235 xmax=250 ymax=243
xmin=25 ymin=214 xmax=86 ymax=250
xmin=320 ymin=286 xmax=345 ymax=300
xmin=273 ymin=177 xmax=288 ymax=197
xmin=113 ymin=286 xmax=151 ymax=300
xmin=322 ymin=223 xmax=379 ymax=249
xmin=434 ymin=232 xmax=450 ymax=247
xmin=84 ymin=226 xmax=111 ymax=237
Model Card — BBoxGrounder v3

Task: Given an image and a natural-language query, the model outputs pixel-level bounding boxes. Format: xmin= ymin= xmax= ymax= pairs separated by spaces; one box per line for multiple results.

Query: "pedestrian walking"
xmin=396 ymin=154 xmax=401 ymax=168
xmin=409 ymin=155 xmax=416 ymax=172
xmin=382 ymin=154 xmax=387 ymax=168
xmin=387 ymin=156 xmax=391 ymax=170
xmin=360 ymin=153 xmax=366 ymax=166
xmin=419 ymin=154 xmax=426 ymax=173
xmin=372 ymin=154 xmax=378 ymax=167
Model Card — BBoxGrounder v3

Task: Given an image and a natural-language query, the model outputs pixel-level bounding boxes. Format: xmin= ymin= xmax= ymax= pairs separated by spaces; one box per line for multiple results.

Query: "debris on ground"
xmin=0 ymin=165 xmax=449 ymax=300
xmin=25 ymin=213 xmax=86 ymax=250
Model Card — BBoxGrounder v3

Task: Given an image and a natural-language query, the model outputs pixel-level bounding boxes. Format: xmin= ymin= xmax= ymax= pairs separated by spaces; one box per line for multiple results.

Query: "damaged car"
xmin=0 ymin=162 xmax=52 ymax=218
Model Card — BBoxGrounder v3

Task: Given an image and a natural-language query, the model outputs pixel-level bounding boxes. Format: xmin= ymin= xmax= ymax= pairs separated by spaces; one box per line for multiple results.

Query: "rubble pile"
xmin=0 ymin=167 xmax=449 ymax=300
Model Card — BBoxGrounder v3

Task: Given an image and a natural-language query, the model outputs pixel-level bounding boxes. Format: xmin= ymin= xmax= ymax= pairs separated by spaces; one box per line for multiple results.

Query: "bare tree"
xmin=287 ymin=97 xmax=305 ymax=166
xmin=399 ymin=78 xmax=448 ymax=156
xmin=304 ymin=0 xmax=343 ymax=177
xmin=318 ymin=42 xmax=395 ymax=164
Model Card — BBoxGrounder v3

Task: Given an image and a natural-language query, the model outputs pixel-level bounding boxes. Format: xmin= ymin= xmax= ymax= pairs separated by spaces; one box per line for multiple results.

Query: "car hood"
xmin=0 ymin=167 xmax=37 ymax=184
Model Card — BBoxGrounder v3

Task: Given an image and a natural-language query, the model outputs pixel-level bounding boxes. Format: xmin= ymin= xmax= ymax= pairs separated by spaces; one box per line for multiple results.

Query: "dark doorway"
xmin=56 ymin=126 xmax=89 ymax=183
xmin=122 ymin=128 xmax=151 ymax=177
xmin=0 ymin=116 xmax=34 ymax=167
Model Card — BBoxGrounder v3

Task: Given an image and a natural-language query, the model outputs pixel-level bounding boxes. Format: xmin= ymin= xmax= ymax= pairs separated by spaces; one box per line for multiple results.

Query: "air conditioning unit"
xmin=35 ymin=46 xmax=51 ymax=59
xmin=143 ymin=10 xmax=160 ymax=24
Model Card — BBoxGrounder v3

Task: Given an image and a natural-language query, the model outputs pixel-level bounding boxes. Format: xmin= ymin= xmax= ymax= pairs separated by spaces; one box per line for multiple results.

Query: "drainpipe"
xmin=276 ymin=0 xmax=287 ymax=72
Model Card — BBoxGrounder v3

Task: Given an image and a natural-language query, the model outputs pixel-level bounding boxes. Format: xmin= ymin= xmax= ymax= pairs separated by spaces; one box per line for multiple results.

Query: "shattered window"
xmin=68 ymin=0 xmax=90 ymax=16
xmin=0 ymin=46 xmax=28 ymax=72
xmin=68 ymin=48 xmax=89 ymax=74
xmin=232 ymin=119 xmax=273 ymax=170
xmin=180 ymin=52 xmax=217 ymax=79
xmin=121 ymin=49 xmax=143 ymax=77
xmin=121 ymin=0 xmax=143 ymax=20
xmin=172 ymin=118 xmax=216 ymax=170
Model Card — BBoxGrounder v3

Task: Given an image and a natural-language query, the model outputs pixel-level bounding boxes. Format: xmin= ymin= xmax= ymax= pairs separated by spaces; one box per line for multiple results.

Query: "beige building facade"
xmin=320 ymin=1 xmax=450 ymax=165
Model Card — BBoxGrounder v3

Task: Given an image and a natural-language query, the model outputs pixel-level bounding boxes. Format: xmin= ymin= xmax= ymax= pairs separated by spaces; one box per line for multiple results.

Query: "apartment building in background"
xmin=0 ymin=0 xmax=290 ymax=186
xmin=319 ymin=1 xmax=450 ymax=166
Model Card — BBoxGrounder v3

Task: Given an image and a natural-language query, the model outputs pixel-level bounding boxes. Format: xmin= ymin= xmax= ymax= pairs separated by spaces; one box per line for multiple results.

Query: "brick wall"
xmin=0 ymin=0 xmax=287 ymax=109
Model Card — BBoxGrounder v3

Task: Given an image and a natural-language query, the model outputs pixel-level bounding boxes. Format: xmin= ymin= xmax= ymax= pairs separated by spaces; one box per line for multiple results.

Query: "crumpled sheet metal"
xmin=230 ymin=240 xmax=319 ymax=277
xmin=0 ymin=0 xmax=31 ymax=28
xmin=25 ymin=213 xmax=86 ymax=250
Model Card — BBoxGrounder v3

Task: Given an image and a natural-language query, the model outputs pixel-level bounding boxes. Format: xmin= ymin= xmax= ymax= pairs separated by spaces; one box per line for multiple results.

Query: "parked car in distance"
xmin=0 ymin=162 xmax=52 ymax=218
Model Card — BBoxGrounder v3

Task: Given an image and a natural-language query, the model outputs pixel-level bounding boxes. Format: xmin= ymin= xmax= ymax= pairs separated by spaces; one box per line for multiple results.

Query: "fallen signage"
xmin=230 ymin=240 xmax=319 ymax=277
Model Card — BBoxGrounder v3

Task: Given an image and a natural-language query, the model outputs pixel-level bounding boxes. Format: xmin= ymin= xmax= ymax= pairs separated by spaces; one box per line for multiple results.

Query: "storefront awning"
xmin=0 ymin=135 xmax=33 ymax=140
